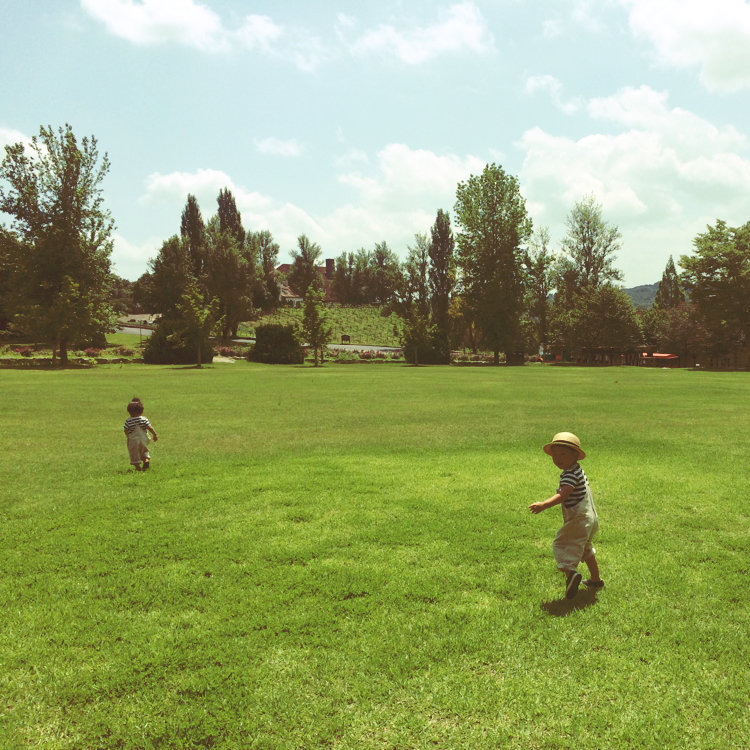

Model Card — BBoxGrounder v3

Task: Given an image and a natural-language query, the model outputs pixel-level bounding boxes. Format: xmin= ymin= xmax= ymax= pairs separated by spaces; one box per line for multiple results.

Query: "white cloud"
xmin=620 ymin=0 xmax=750 ymax=92
xmin=339 ymin=2 xmax=494 ymax=64
xmin=79 ymin=0 xmax=327 ymax=70
xmin=519 ymin=86 xmax=750 ymax=281
xmin=235 ymin=14 xmax=282 ymax=51
xmin=111 ymin=233 xmax=162 ymax=279
xmin=525 ymin=74 xmax=582 ymax=114
xmin=80 ymin=0 xmax=230 ymax=52
xmin=133 ymin=145 xmax=485 ymax=265
xmin=254 ymin=137 xmax=304 ymax=157
xmin=0 ymin=126 xmax=33 ymax=150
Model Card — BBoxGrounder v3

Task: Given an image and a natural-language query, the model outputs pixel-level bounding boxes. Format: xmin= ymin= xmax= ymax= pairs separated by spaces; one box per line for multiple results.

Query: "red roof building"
xmin=276 ymin=259 xmax=337 ymax=305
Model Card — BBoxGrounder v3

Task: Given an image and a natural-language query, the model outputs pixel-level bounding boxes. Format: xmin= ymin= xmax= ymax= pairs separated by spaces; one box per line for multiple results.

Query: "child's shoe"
xmin=583 ymin=578 xmax=604 ymax=589
xmin=133 ymin=464 xmax=142 ymax=471
xmin=142 ymin=459 xmax=150 ymax=470
xmin=565 ymin=570 xmax=582 ymax=599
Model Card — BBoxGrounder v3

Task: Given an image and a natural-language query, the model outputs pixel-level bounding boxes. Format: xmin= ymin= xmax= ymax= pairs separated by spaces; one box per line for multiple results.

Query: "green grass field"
xmin=1 ymin=364 xmax=748 ymax=749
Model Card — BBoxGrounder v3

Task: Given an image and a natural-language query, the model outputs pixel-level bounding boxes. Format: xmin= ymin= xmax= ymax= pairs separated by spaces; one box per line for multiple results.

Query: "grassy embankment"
xmin=1 ymin=364 xmax=748 ymax=748
xmin=239 ymin=305 xmax=403 ymax=348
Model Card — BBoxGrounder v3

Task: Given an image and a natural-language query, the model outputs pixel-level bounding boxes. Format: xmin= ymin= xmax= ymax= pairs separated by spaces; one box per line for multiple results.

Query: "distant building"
xmin=276 ymin=259 xmax=337 ymax=306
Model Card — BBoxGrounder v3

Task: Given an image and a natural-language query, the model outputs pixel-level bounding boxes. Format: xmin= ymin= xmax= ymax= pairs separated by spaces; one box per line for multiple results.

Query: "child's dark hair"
xmin=127 ymin=397 xmax=144 ymax=416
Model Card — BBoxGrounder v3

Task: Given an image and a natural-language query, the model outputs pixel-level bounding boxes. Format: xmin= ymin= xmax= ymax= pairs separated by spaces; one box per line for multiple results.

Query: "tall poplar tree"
xmin=429 ymin=208 xmax=455 ymax=356
xmin=217 ymin=188 xmax=246 ymax=249
xmin=180 ymin=194 xmax=206 ymax=277
xmin=653 ymin=256 xmax=684 ymax=310
xmin=288 ymin=234 xmax=323 ymax=299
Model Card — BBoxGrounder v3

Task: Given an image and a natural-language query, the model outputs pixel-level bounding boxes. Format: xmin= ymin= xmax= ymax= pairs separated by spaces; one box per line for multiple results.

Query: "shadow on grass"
xmin=541 ymin=587 xmax=599 ymax=617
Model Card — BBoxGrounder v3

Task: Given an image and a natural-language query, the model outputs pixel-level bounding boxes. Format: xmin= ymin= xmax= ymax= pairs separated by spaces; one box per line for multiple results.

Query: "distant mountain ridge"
xmin=623 ymin=282 xmax=658 ymax=308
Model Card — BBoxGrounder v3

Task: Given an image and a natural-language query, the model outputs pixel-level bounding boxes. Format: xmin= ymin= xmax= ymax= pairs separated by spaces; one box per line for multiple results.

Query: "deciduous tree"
xmin=524 ymin=226 xmax=555 ymax=351
xmin=560 ymin=195 xmax=622 ymax=288
xmin=288 ymin=234 xmax=323 ymax=299
xmin=301 ymin=286 xmax=332 ymax=366
xmin=0 ymin=124 xmax=116 ymax=363
xmin=680 ymin=219 xmax=750 ymax=352
xmin=454 ymin=163 xmax=532 ymax=364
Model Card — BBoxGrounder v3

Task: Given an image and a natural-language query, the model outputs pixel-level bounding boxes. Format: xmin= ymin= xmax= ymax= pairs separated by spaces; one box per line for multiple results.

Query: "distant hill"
xmin=623 ymin=283 xmax=658 ymax=309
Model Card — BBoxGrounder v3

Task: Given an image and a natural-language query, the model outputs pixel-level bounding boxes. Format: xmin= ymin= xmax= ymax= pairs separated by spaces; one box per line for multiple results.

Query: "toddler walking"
xmin=124 ymin=397 xmax=158 ymax=471
xmin=529 ymin=432 xmax=604 ymax=599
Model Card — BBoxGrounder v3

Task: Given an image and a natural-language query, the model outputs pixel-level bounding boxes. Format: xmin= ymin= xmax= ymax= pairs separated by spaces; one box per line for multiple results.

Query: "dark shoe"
xmin=565 ymin=571 xmax=582 ymax=599
xmin=583 ymin=578 xmax=604 ymax=589
xmin=133 ymin=464 xmax=142 ymax=471
xmin=142 ymin=459 xmax=150 ymax=470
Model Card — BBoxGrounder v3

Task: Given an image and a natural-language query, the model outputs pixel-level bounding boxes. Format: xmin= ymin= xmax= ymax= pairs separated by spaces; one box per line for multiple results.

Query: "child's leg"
xmin=584 ymin=554 xmax=602 ymax=583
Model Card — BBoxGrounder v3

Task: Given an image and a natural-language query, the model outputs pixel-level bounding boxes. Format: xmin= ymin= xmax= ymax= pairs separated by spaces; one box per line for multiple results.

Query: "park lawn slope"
xmin=0 ymin=364 xmax=747 ymax=749
xmin=239 ymin=305 xmax=402 ymax=348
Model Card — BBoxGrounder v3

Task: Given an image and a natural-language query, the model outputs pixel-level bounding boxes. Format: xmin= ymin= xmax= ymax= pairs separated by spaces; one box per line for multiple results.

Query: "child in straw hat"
xmin=529 ymin=432 xmax=604 ymax=599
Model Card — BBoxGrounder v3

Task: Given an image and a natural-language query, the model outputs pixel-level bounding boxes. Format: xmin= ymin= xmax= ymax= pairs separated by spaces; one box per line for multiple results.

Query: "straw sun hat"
xmin=543 ymin=432 xmax=586 ymax=460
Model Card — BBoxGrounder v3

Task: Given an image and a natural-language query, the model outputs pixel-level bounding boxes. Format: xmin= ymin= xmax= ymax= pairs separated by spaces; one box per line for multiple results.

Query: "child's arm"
xmin=529 ymin=484 xmax=573 ymax=514
xmin=148 ymin=425 xmax=158 ymax=442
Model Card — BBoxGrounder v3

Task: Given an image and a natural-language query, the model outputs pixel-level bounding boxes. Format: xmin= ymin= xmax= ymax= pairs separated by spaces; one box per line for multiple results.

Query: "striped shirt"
xmin=124 ymin=415 xmax=151 ymax=435
xmin=558 ymin=463 xmax=589 ymax=508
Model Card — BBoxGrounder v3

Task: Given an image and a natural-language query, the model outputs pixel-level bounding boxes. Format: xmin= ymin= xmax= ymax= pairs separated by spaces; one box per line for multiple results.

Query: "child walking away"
xmin=124 ymin=397 xmax=158 ymax=471
xmin=529 ymin=432 xmax=604 ymax=599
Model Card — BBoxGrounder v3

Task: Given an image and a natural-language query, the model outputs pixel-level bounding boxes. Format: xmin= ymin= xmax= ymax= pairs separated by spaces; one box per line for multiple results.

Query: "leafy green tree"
xmin=652 ymin=302 xmax=712 ymax=366
xmin=217 ymin=188 xmax=245 ymax=249
xmin=561 ymin=195 xmax=623 ymax=288
xmin=370 ymin=241 xmax=401 ymax=304
xmin=180 ymin=194 xmax=207 ymax=278
xmin=249 ymin=229 xmax=280 ymax=310
xmin=172 ymin=278 xmax=221 ymax=368
xmin=0 ymin=226 xmax=20 ymax=329
xmin=204 ymin=217 xmax=253 ymax=340
xmin=523 ymin=226 xmax=555 ymax=351
xmin=429 ymin=209 xmax=456 ymax=354
xmin=394 ymin=232 xmax=451 ymax=364
xmin=454 ymin=163 xmax=532 ymax=364
xmin=680 ymin=220 xmax=750 ymax=352
xmin=404 ymin=233 xmax=430 ymax=319
xmin=146 ymin=235 xmax=194 ymax=316
xmin=333 ymin=248 xmax=373 ymax=305
xmin=288 ymin=234 xmax=323 ymax=299
xmin=402 ymin=313 xmax=432 ymax=366
xmin=301 ymin=286 xmax=332 ymax=366
xmin=0 ymin=124 xmax=116 ymax=363
xmin=653 ymin=255 xmax=684 ymax=310
xmin=575 ymin=284 xmax=641 ymax=353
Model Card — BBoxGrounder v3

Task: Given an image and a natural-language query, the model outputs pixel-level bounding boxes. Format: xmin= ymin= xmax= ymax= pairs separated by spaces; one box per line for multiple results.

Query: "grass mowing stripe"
xmin=0 ymin=364 xmax=748 ymax=748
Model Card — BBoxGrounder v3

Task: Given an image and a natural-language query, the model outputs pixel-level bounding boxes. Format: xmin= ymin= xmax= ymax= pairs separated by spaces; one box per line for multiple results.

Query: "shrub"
xmin=143 ymin=317 xmax=214 ymax=365
xmin=85 ymin=347 xmax=103 ymax=357
xmin=249 ymin=324 xmax=304 ymax=364
xmin=14 ymin=346 xmax=33 ymax=357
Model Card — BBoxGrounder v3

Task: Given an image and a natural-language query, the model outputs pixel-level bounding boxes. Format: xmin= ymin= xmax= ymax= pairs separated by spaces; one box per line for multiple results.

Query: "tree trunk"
xmin=196 ymin=341 xmax=202 ymax=368
xmin=59 ymin=335 xmax=69 ymax=366
xmin=493 ymin=349 xmax=500 ymax=366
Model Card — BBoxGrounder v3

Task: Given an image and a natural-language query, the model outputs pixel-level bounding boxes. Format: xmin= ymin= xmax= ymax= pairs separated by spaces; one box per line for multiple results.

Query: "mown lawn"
xmin=0 ymin=364 xmax=747 ymax=749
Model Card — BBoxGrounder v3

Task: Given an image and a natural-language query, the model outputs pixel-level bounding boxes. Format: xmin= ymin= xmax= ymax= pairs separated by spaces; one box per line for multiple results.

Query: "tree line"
xmin=1 ymin=124 xmax=748 ymax=366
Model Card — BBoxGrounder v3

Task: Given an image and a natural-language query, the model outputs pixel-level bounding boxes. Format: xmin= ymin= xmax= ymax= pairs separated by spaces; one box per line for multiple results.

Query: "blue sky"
xmin=2 ymin=0 xmax=749 ymax=286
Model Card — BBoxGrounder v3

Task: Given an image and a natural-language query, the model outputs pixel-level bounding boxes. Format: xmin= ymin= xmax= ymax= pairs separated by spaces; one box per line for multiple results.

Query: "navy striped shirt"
xmin=124 ymin=415 xmax=151 ymax=435
xmin=558 ymin=463 xmax=589 ymax=508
